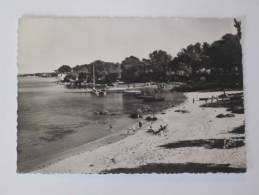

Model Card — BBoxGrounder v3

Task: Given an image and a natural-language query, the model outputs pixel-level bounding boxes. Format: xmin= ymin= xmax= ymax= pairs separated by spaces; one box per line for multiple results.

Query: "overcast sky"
xmin=18 ymin=17 xmax=236 ymax=74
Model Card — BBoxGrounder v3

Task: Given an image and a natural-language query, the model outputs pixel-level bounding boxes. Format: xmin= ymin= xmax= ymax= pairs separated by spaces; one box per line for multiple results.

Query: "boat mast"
xmin=93 ymin=63 xmax=95 ymax=89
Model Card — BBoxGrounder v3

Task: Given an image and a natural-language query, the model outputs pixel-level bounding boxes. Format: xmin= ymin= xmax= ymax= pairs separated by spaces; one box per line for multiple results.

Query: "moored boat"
xmin=92 ymin=88 xmax=107 ymax=97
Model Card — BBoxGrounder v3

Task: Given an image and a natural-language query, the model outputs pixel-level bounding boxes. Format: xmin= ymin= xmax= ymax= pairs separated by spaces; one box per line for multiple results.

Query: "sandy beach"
xmin=37 ymin=91 xmax=246 ymax=173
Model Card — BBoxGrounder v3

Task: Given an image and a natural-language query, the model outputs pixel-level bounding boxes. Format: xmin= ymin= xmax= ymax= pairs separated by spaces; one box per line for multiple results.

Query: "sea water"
xmin=17 ymin=77 xmax=184 ymax=172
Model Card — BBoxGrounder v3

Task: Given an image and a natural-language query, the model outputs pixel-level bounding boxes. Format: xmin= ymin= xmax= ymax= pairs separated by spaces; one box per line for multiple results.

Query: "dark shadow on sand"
xmin=229 ymin=125 xmax=245 ymax=134
xmin=101 ymin=162 xmax=246 ymax=173
xmin=159 ymin=138 xmax=245 ymax=149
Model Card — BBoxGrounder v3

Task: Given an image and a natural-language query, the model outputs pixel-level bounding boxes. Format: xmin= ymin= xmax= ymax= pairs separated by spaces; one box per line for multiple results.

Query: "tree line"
xmin=57 ymin=19 xmax=243 ymax=89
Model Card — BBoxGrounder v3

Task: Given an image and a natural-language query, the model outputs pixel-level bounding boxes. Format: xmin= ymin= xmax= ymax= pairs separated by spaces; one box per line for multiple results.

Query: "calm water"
xmin=17 ymin=77 xmax=184 ymax=172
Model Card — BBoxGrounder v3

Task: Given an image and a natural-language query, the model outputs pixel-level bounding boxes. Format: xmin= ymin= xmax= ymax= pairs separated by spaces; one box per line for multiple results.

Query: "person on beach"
xmin=139 ymin=120 xmax=142 ymax=128
xmin=192 ymin=98 xmax=195 ymax=104
xmin=149 ymin=122 xmax=153 ymax=130
xmin=160 ymin=125 xmax=163 ymax=130
xmin=221 ymin=95 xmax=224 ymax=102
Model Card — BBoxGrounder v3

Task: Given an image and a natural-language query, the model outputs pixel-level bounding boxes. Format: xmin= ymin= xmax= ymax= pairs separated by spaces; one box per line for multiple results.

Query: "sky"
xmin=18 ymin=17 xmax=236 ymax=74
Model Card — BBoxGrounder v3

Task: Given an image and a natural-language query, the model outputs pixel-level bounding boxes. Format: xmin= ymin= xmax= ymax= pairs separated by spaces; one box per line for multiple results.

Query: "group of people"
xmin=125 ymin=118 xmax=168 ymax=136
xmin=147 ymin=122 xmax=168 ymax=135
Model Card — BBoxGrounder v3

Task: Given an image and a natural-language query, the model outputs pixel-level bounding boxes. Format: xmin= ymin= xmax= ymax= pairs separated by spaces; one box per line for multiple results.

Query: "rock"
xmin=225 ymin=113 xmax=235 ymax=117
xmin=130 ymin=113 xmax=142 ymax=119
xmin=174 ymin=109 xmax=189 ymax=114
xmin=216 ymin=114 xmax=224 ymax=118
xmin=145 ymin=116 xmax=157 ymax=121
xmin=95 ymin=110 xmax=110 ymax=115
xmin=110 ymin=158 xmax=116 ymax=163
xmin=216 ymin=113 xmax=235 ymax=118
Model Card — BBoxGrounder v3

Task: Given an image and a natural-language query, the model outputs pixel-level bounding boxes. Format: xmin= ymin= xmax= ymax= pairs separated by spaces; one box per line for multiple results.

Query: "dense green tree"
xmin=234 ymin=18 xmax=242 ymax=39
xmin=57 ymin=65 xmax=72 ymax=73
xmin=142 ymin=58 xmax=152 ymax=81
xmin=148 ymin=50 xmax=172 ymax=81
xmin=207 ymin=34 xmax=242 ymax=86
xmin=171 ymin=18 xmax=242 ymax=89
xmin=172 ymin=43 xmax=208 ymax=81
xmin=204 ymin=19 xmax=242 ymax=87
xmin=121 ymin=56 xmax=145 ymax=83
xmin=88 ymin=60 xmax=120 ymax=84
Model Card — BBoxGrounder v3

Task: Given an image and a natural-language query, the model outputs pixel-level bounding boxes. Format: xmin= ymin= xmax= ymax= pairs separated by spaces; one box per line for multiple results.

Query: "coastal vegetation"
xmin=52 ymin=19 xmax=242 ymax=91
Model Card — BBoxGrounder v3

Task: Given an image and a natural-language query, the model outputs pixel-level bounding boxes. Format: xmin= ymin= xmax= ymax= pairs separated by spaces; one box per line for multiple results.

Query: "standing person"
xmin=138 ymin=120 xmax=142 ymax=128
xmin=149 ymin=122 xmax=153 ymax=130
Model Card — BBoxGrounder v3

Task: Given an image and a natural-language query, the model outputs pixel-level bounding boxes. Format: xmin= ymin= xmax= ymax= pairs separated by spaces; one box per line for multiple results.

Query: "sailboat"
xmin=91 ymin=64 xmax=107 ymax=97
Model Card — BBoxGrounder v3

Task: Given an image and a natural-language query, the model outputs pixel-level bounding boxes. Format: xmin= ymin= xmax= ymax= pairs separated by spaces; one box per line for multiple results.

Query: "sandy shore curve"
xmin=37 ymin=91 xmax=246 ymax=174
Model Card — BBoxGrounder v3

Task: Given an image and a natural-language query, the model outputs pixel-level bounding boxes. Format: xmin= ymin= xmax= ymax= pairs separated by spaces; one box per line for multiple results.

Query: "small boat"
xmin=92 ymin=88 xmax=107 ymax=97
xmin=99 ymin=89 xmax=107 ymax=96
